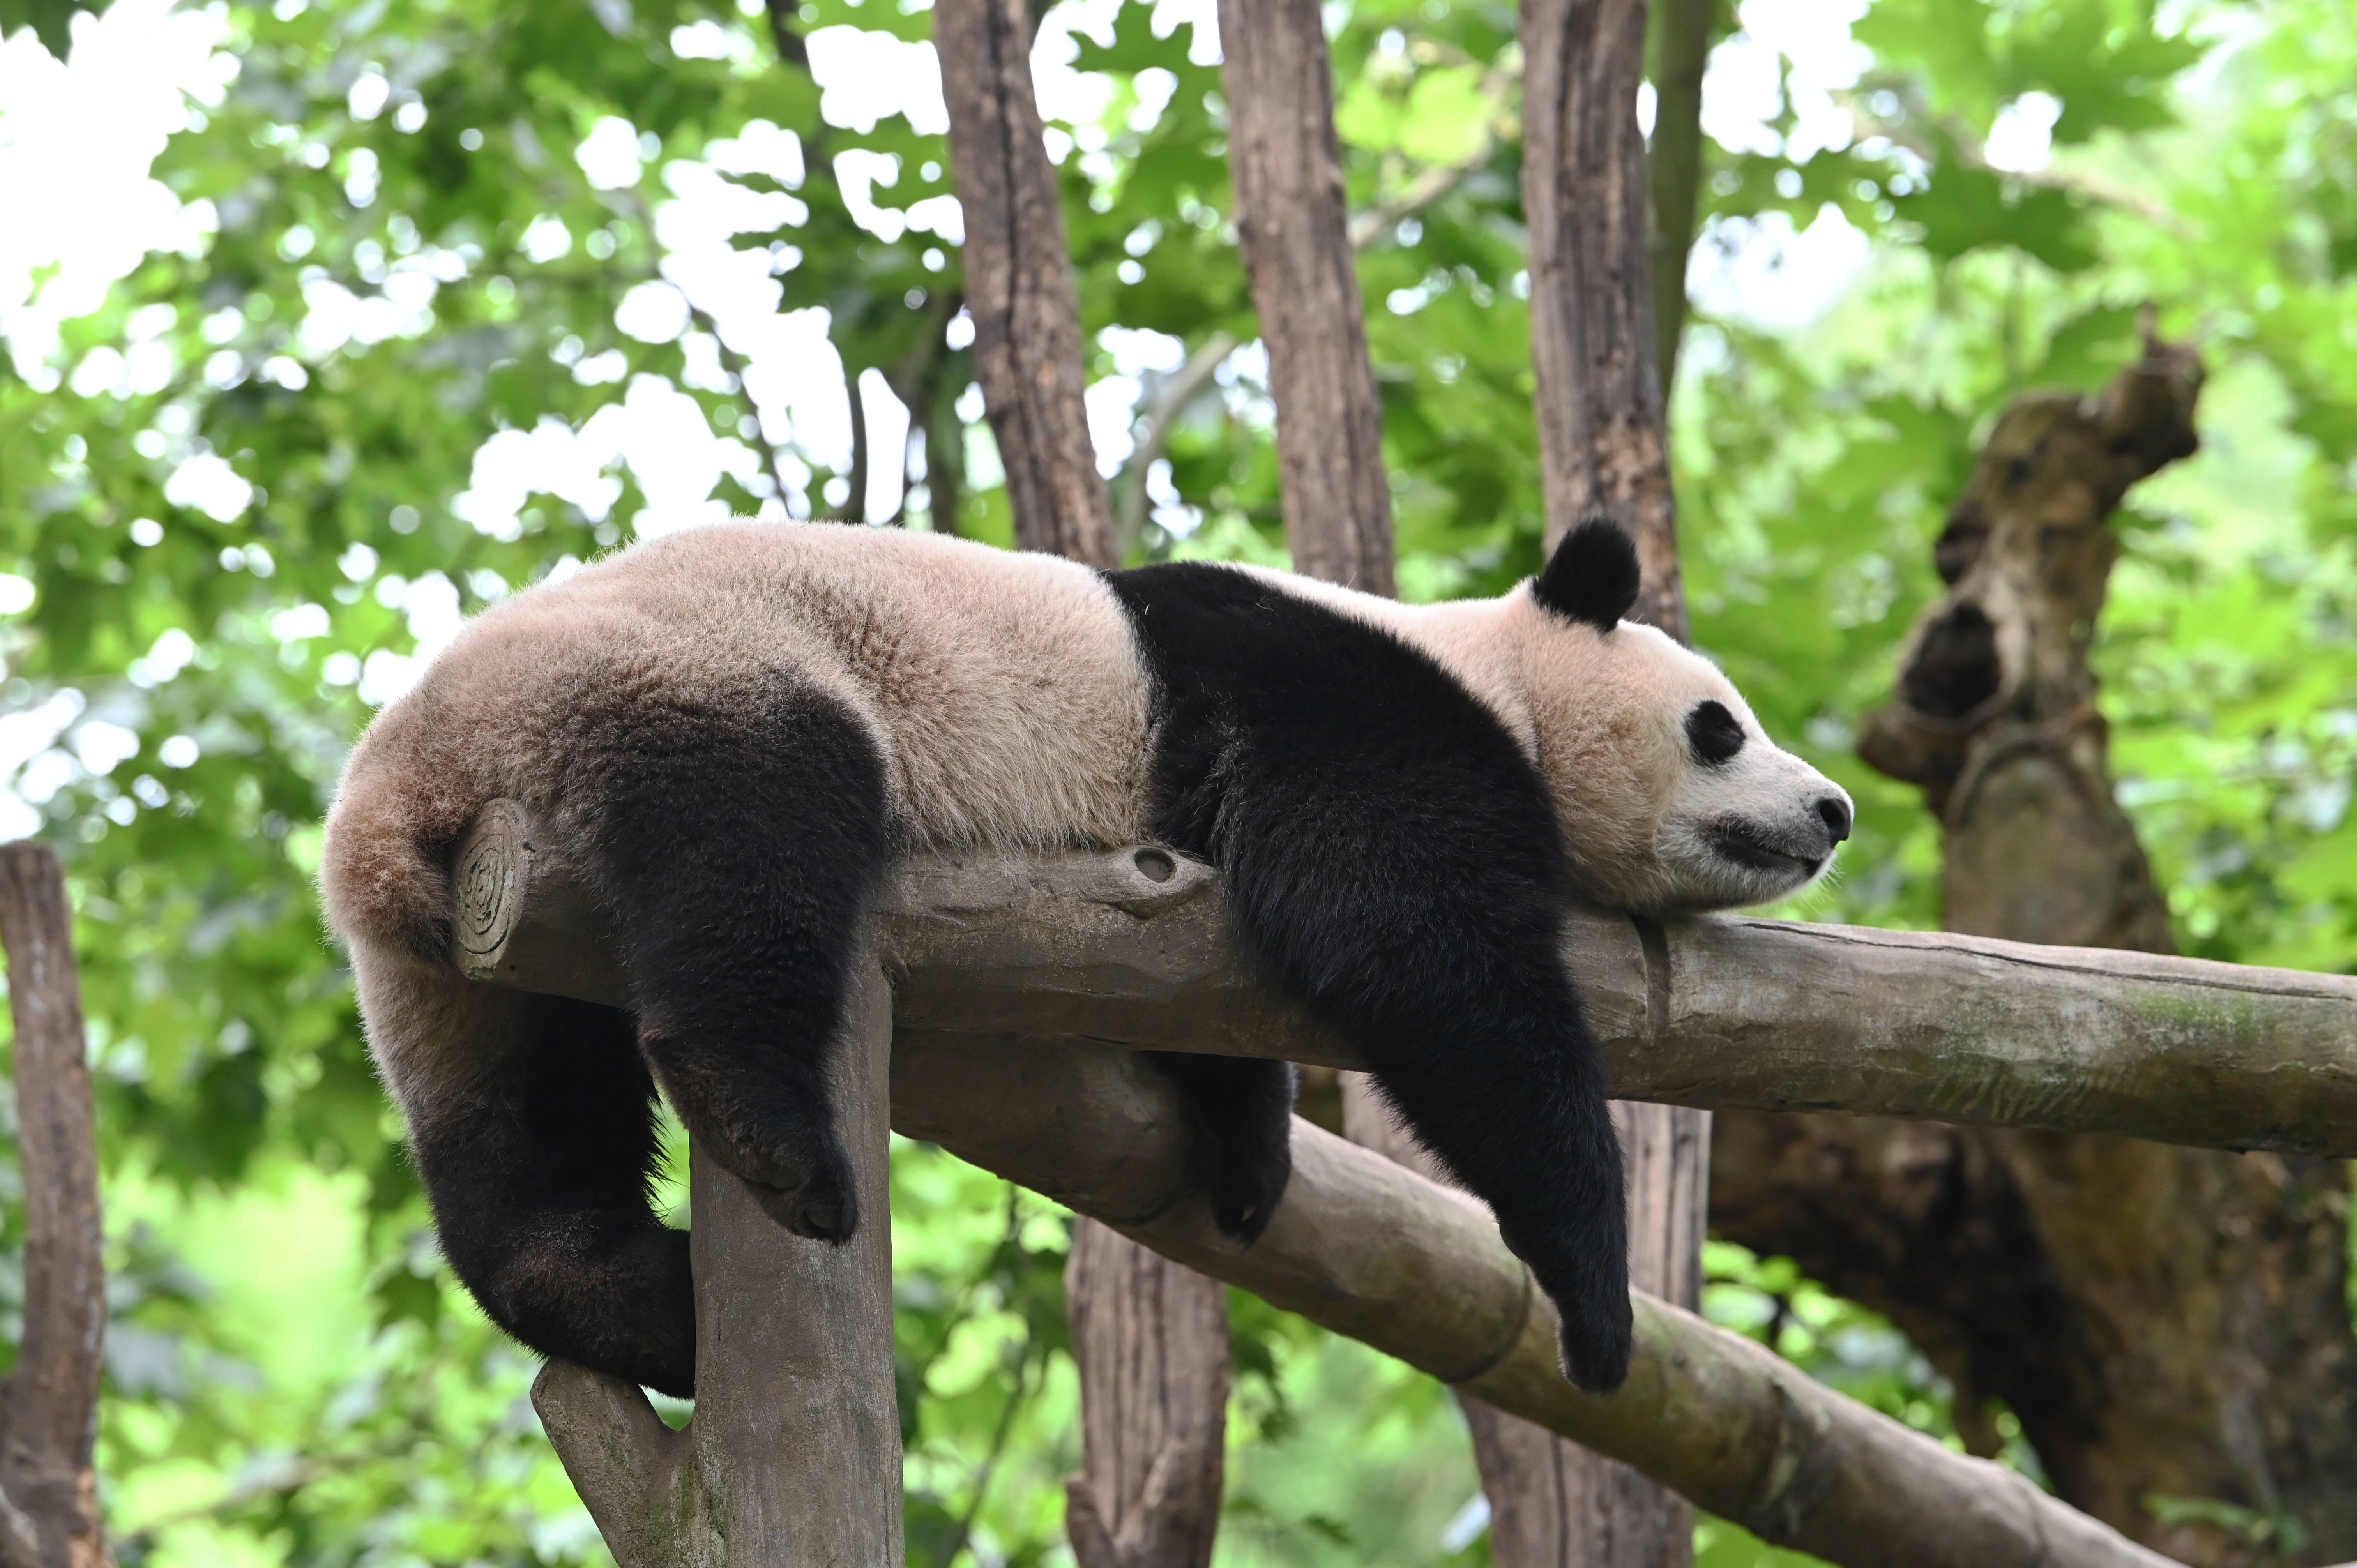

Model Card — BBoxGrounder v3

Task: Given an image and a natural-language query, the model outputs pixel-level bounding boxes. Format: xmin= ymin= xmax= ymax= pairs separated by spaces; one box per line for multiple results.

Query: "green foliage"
xmin=0 ymin=0 xmax=2352 ymax=1561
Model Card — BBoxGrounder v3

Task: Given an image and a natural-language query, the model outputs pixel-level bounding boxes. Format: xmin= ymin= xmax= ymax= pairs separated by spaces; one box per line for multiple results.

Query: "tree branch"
xmin=1113 ymin=331 xmax=1234 ymax=557
xmin=893 ymin=1035 xmax=2178 ymax=1568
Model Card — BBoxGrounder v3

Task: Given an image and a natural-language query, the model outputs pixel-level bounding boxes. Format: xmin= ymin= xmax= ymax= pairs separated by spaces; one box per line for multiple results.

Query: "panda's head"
xmin=1513 ymin=519 xmax=1853 ymax=915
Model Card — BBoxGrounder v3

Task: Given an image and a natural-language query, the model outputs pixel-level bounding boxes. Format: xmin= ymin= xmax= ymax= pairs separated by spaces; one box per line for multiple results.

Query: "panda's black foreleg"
xmin=1350 ymin=998 xmax=1631 ymax=1394
xmin=1149 ymin=1052 xmax=1298 ymax=1243
xmin=567 ymin=680 xmax=895 ymax=1246
xmin=1210 ymin=790 xmax=1634 ymax=1393
xmin=412 ymin=992 xmax=698 ymax=1397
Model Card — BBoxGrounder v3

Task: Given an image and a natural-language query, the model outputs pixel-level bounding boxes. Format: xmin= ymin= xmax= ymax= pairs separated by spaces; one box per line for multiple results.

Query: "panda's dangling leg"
xmin=565 ymin=678 xmax=895 ymax=1246
xmin=1149 ymin=1052 xmax=1298 ymax=1243
xmin=356 ymin=950 xmax=696 ymax=1396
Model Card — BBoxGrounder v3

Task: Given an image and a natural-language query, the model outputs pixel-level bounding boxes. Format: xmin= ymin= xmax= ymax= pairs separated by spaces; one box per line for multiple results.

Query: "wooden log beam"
xmin=888 ymin=1031 xmax=2179 ymax=1568
xmin=453 ymin=810 xmax=2357 ymax=1158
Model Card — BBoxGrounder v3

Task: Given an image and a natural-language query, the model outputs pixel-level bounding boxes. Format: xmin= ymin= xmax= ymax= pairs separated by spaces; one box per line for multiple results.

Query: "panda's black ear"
xmin=1533 ymin=517 xmax=1641 ymax=631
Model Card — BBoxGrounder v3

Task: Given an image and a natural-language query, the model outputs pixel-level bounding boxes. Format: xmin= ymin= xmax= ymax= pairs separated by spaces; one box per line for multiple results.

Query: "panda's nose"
xmin=1814 ymin=796 xmax=1853 ymax=844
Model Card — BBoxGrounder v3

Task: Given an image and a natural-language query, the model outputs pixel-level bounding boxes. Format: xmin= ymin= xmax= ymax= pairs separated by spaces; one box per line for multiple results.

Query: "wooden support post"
xmin=1217 ymin=0 xmax=1397 ymax=596
xmin=531 ymin=955 xmax=902 ymax=1567
xmin=0 ymin=844 xmax=111 ymax=1568
xmin=934 ymin=0 xmax=1118 ymax=566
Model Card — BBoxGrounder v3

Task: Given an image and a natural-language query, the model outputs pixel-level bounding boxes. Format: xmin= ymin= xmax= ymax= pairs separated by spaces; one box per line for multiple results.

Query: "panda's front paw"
xmin=740 ymin=1148 xmax=860 ymax=1244
xmin=1205 ymin=1132 xmax=1291 ymax=1245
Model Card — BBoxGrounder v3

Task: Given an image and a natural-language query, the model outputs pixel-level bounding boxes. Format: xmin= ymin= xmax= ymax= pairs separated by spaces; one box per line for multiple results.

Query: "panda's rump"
xmin=322 ymin=524 xmax=1154 ymax=968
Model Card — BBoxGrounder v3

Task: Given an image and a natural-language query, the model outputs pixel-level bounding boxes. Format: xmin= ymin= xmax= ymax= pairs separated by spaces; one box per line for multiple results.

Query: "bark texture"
xmin=1217 ymin=0 xmax=1397 ymax=595
xmin=532 ymin=957 xmax=903 ymax=1567
xmin=1061 ymin=1225 xmax=1229 ymax=1568
xmin=1719 ymin=335 xmax=2357 ymax=1566
xmin=0 ymin=844 xmax=111 ymax=1568
xmin=935 ymin=0 xmax=1117 ymax=565
xmin=1521 ymin=0 xmax=1684 ymax=637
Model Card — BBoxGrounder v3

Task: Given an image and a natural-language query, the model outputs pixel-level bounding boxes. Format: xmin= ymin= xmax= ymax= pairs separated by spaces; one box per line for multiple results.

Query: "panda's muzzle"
xmin=1707 ymin=817 xmax=1828 ymax=878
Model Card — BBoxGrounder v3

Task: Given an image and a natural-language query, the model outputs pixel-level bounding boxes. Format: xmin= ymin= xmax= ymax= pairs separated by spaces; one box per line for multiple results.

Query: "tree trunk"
xmin=1518 ymin=2 xmax=1702 ymax=1560
xmin=1645 ymin=0 xmax=1716 ymax=402
xmin=1717 ymin=334 xmax=2357 ymax=1566
xmin=935 ymin=12 xmax=1232 ymax=1556
xmin=1522 ymin=0 xmax=1684 ymax=637
xmin=0 ymin=845 xmax=111 ymax=1568
xmin=935 ymin=0 xmax=1118 ymax=565
xmin=1061 ymin=1225 xmax=1229 ymax=1568
xmin=1217 ymin=0 xmax=1396 ymax=596
xmin=533 ymin=956 xmax=903 ymax=1567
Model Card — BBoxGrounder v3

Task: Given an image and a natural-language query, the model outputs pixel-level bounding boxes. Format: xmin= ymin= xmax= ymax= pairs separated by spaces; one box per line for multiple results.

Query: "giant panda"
xmin=322 ymin=516 xmax=1850 ymax=1399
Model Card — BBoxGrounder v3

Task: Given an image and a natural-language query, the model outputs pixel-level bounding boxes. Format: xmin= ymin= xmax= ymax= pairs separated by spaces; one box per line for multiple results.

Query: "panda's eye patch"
xmin=1687 ymin=701 xmax=1746 ymax=766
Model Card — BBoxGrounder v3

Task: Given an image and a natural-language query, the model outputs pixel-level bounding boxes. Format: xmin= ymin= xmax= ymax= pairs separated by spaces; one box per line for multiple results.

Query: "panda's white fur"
xmin=323 ymin=518 xmax=1848 ymax=1400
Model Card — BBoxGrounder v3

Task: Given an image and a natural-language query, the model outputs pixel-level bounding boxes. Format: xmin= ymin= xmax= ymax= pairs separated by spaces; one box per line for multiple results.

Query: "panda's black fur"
xmin=325 ymin=518 xmax=1849 ymax=1405
xmin=1107 ymin=560 xmax=1629 ymax=1388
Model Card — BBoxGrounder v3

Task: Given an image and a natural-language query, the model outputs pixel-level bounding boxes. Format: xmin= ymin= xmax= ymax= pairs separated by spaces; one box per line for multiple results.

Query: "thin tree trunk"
xmin=935 ymin=0 xmax=1118 ymax=565
xmin=0 ymin=844 xmax=111 ymax=1568
xmin=1522 ymin=0 xmax=1684 ymax=637
xmin=1217 ymin=0 xmax=1396 ymax=595
xmin=1518 ymin=1 xmax=1700 ymax=1561
xmin=1061 ymin=1225 xmax=1229 ymax=1568
xmin=1645 ymin=0 xmax=1716 ymax=401
xmin=935 ymin=11 xmax=1229 ymax=1556
xmin=1719 ymin=334 xmax=2357 ymax=1566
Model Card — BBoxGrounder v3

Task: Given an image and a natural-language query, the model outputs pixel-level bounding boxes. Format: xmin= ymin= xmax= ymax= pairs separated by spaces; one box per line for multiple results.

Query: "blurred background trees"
xmin=0 ymin=0 xmax=2352 ymax=1562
